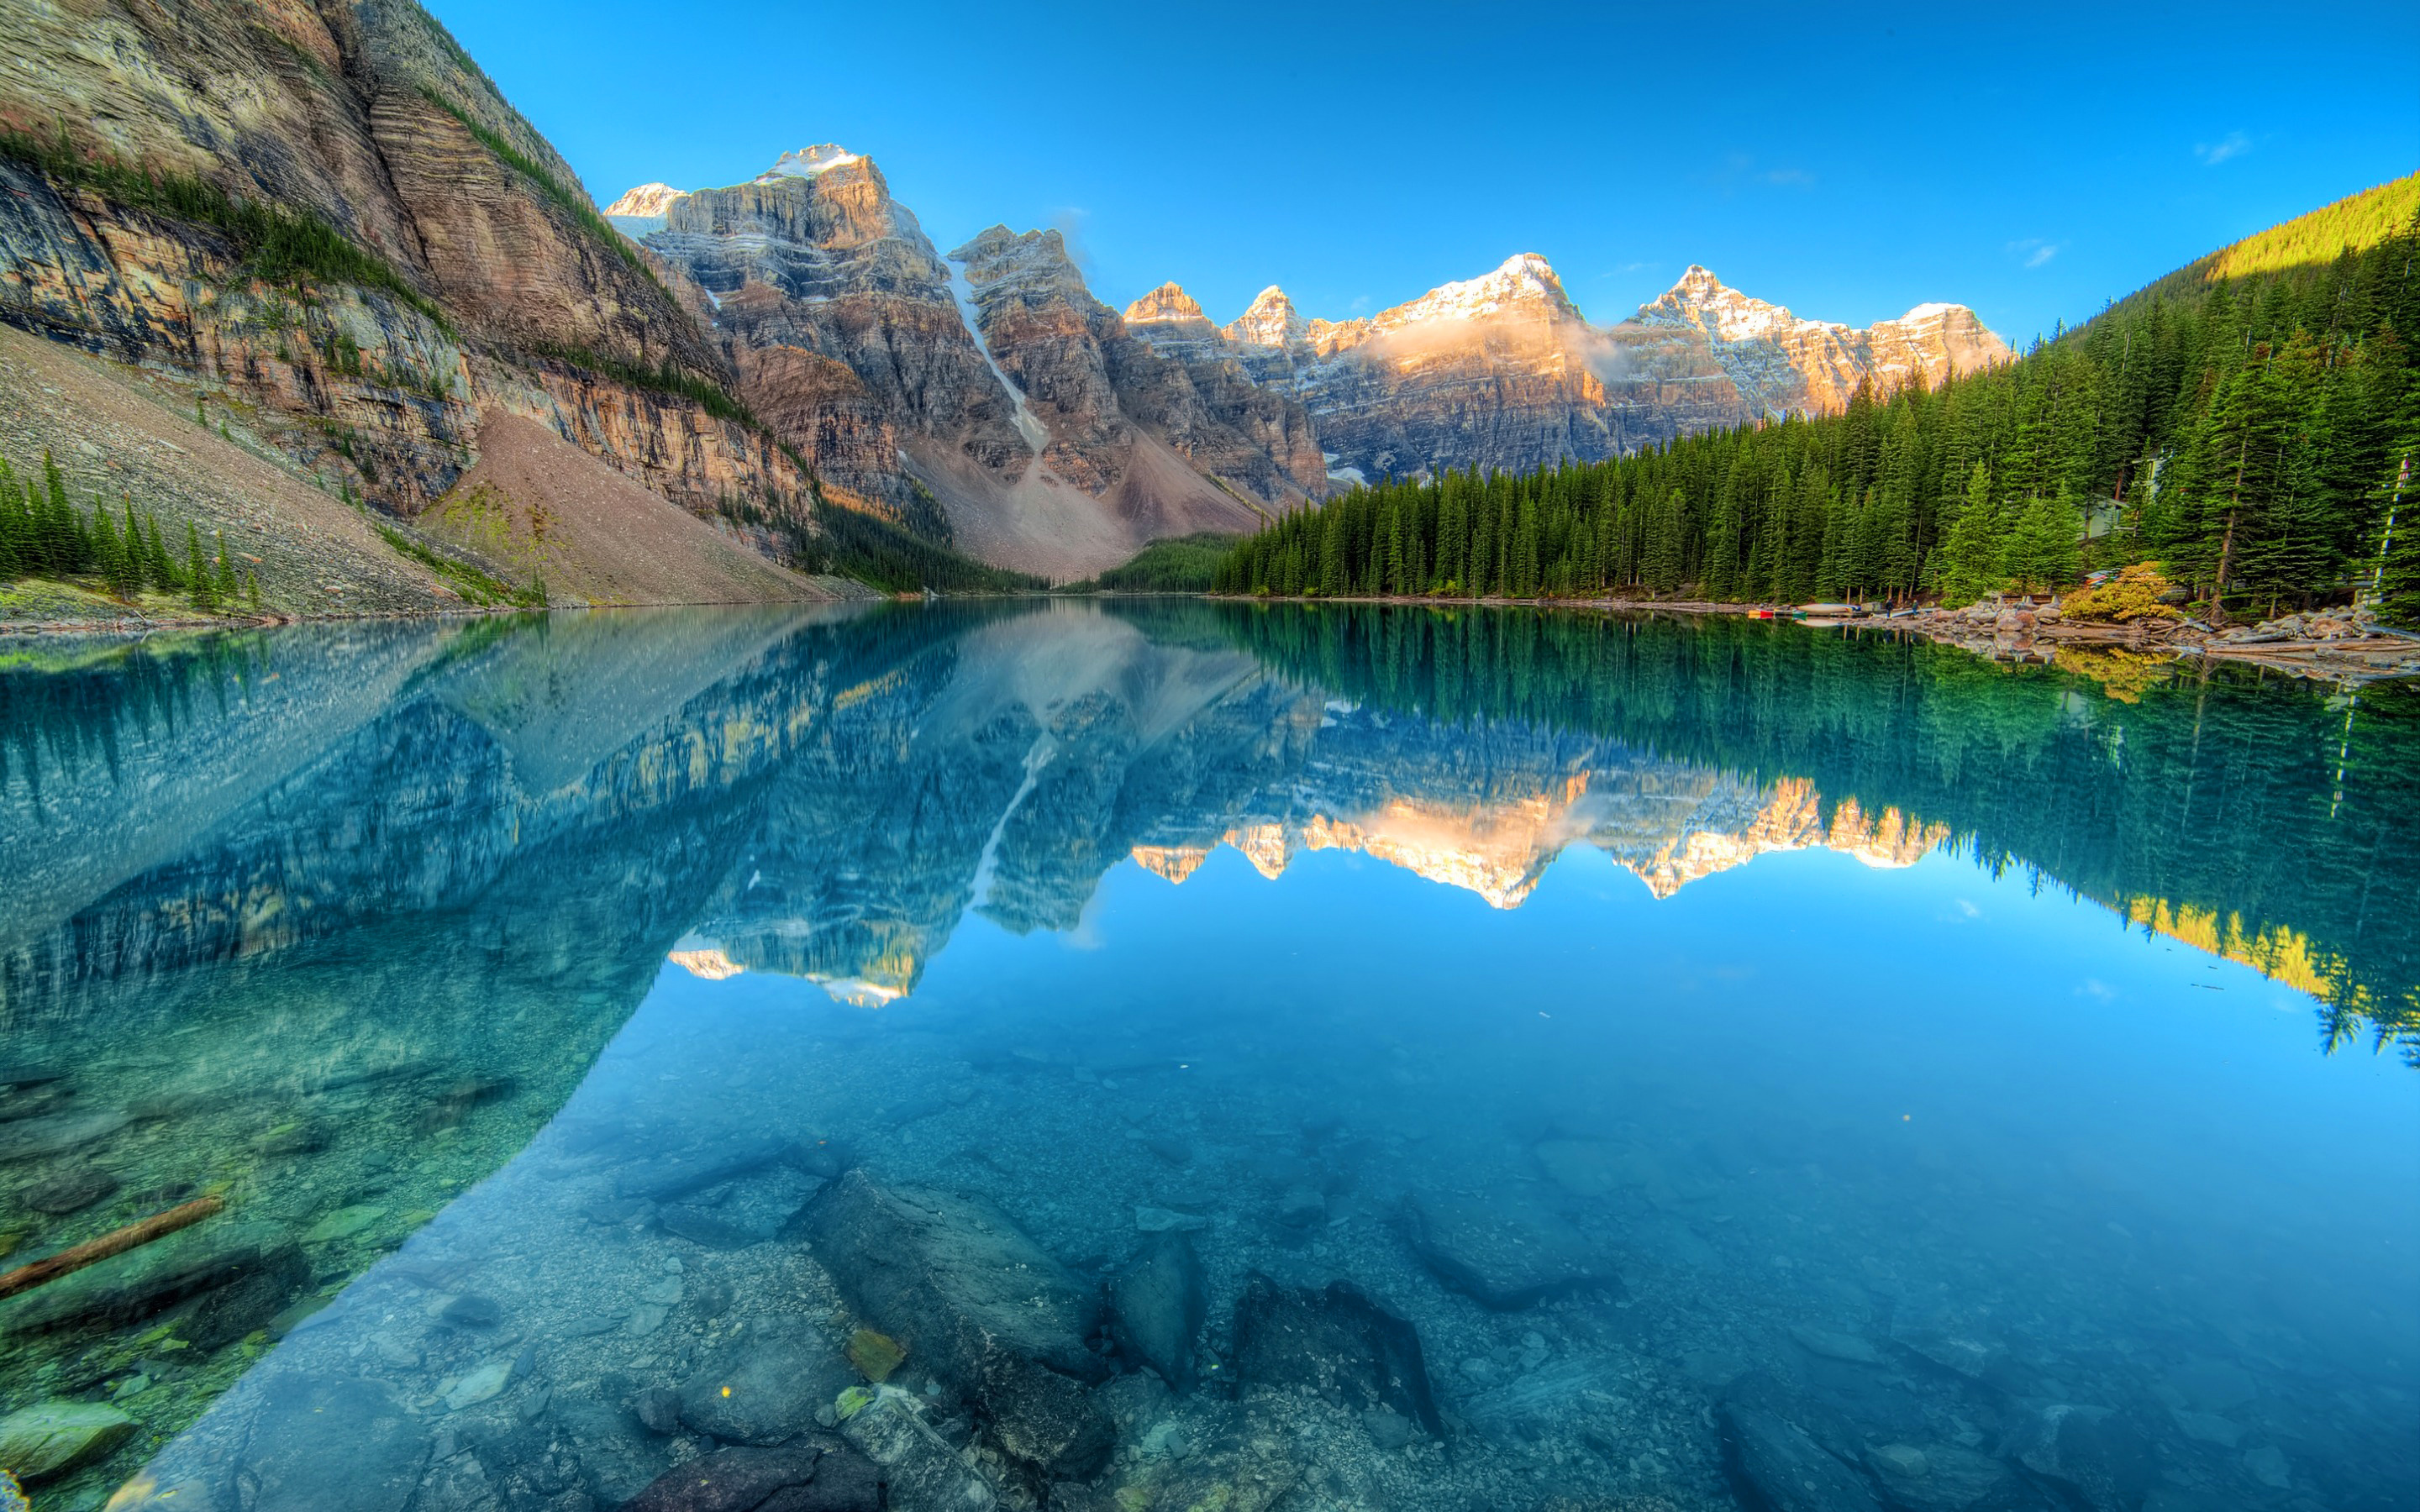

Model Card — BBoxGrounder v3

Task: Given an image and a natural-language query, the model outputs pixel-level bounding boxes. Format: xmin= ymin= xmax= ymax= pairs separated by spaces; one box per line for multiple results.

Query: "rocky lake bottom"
xmin=1 ymin=603 xmax=2412 ymax=1512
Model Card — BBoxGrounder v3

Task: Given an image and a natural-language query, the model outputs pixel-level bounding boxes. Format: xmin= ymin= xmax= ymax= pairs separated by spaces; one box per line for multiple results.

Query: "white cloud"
xmin=2007 ymin=237 xmax=2062 ymax=270
xmin=2195 ymin=131 xmax=2252 ymax=166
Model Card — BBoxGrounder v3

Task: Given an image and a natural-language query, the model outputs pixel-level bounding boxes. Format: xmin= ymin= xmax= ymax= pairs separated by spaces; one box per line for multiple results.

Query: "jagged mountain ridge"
xmin=611 ymin=150 xmax=2006 ymax=573
xmin=1141 ymin=255 xmax=2012 ymax=482
xmin=623 ymin=151 xmax=1320 ymax=578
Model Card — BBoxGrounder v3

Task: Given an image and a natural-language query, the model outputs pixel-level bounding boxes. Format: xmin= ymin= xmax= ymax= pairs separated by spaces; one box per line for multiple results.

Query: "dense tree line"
xmin=1215 ymin=201 xmax=2419 ymax=625
xmin=1204 ymin=601 xmax=2420 ymax=1061
xmin=0 ymin=450 xmax=254 ymax=610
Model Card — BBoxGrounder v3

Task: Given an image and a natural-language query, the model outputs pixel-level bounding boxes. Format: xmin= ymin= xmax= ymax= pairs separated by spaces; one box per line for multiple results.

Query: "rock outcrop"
xmin=0 ymin=0 xmax=841 ymax=589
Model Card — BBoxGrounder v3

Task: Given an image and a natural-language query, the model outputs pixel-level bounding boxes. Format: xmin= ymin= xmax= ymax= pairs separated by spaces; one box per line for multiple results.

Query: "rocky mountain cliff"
xmin=0 ymin=0 xmax=845 ymax=570
xmin=625 ymin=153 xmax=1323 ymax=578
xmin=1192 ymin=257 xmax=2013 ymax=482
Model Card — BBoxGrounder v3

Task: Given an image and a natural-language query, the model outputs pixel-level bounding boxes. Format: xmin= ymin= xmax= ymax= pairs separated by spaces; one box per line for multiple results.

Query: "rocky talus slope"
xmin=0 ymin=0 xmax=856 ymax=610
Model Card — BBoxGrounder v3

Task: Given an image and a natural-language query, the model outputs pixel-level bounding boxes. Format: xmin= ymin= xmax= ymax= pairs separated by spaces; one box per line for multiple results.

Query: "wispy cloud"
xmin=1703 ymin=152 xmax=1817 ymax=194
xmin=2195 ymin=130 xmax=2252 ymax=166
xmin=2007 ymin=237 xmax=2062 ymax=270
xmin=1051 ymin=207 xmax=1093 ymax=273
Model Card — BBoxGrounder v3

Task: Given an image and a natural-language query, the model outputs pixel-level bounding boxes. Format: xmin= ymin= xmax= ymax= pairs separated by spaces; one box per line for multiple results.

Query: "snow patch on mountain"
xmin=756 ymin=144 xmax=862 ymax=182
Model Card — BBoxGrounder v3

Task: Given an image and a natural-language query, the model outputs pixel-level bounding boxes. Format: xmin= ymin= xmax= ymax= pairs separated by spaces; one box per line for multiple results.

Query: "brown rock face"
xmin=632 ymin=164 xmax=1317 ymax=577
xmin=1210 ymin=259 xmax=2012 ymax=482
xmin=0 ymin=0 xmax=817 ymax=550
xmin=1627 ymin=265 xmax=2011 ymax=416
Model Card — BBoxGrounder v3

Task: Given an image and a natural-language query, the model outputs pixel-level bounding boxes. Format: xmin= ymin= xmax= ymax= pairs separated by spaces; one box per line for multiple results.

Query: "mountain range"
xmin=0 ymin=0 xmax=2007 ymax=592
xmin=608 ymin=154 xmax=2009 ymax=575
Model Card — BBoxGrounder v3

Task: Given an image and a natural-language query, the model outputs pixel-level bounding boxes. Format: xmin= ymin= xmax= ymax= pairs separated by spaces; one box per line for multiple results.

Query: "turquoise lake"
xmin=0 ymin=602 xmax=2413 ymax=1512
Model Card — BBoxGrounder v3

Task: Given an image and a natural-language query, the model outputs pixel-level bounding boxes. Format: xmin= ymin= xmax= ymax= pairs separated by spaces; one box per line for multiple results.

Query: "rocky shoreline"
xmin=1209 ymin=592 xmax=2420 ymax=685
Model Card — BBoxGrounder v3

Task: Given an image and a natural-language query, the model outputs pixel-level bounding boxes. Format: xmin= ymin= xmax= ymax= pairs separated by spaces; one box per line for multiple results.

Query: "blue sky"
xmin=429 ymin=0 xmax=2418 ymax=344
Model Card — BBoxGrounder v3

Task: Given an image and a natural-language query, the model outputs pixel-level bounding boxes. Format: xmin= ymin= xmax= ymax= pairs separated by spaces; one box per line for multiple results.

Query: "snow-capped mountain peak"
xmin=756 ymin=144 xmax=862 ymax=182
xmin=1123 ymin=281 xmax=1210 ymax=326
xmin=1225 ymin=286 xmax=1305 ymax=348
xmin=602 ymin=183 xmax=688 ymax=218
xmin=1377 ymin=253 xmax=1577 ymax=330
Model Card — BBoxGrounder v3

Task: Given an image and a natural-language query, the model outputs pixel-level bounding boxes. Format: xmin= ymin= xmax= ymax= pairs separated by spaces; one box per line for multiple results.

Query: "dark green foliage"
xmin=533 ymin=344 xmax=757 ymax=428
xmin=782 ymin=496 xmax=1044 ymax=594
xmin=1058 ymin=533 xmax=1240 ymax=594
xmin=372 ymin=524 xmax=546 ymax=607
xmin=0 ymin=124 xmax=449 ymax=331
xmin=1216 ymin=601 xmax=2420 ymax=1061
xmin=1217 ymin=210 xmax=2420 ymax=622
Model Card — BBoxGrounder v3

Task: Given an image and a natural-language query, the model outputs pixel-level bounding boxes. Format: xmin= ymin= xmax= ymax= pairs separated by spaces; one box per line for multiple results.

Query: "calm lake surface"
xmin=1 ymin=602 xmax=2413 ymax=1512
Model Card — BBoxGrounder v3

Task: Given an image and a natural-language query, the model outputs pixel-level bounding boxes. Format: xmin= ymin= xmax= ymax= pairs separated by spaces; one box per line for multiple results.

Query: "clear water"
xmin=1 ymin=603 xmax=2413 ymax=1512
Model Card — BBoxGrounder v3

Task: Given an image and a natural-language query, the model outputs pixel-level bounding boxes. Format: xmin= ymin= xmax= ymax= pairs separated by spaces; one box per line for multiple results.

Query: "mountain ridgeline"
xmin=1213 ymin=178 xmax=2420 ymax=624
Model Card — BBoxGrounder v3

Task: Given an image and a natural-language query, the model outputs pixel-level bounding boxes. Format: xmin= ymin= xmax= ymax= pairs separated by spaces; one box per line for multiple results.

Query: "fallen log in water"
xmin=0 ymin=1196 xmax=225 ymax=1302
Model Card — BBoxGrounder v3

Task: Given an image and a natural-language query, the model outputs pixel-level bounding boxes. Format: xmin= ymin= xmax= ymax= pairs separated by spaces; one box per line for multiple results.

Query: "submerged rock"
xmin=18 ymin=1161 xmax=117 ymax=1214
xmin=1401 ymin=1191 xmax=1612 ymax=1310
xmin=2004 ymin=1404 xmax=2156 ymax=1512
xmin=1109 ymin=1230 xmax=1207 ymax=1391
xmin=1230 ymin=1276 xmax=1443 ymax=1436
xmin=0 ymin=1399 xmax=137 ymax=1479
xmin=838 ymin=1386 xmax=998 ymax=1510
xmin=796 ymin=1170 xmax=1113 ymax=1478
xmin=0 ymin=1109 xmax=129 ymax=1163
xmin=620 ymin=1437 xmax=882 ymax=1511
xmin=1718 ymin=1401 xmax=1884 ymax=1512
xmin=233 ymin=1374 xmax=429 ymax=1512
xmin=681 ymin=1324 xmax=856 ymax=1445
xmin=1864 ymin=1440 xmax=2014 ymax=1510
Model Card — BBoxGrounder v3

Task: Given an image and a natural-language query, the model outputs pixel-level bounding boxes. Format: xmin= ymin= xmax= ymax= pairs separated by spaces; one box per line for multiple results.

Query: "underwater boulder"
xmin=1108 ymin=1230 xmax=1207 ymax=1390
xmin=619 ymin=1437 xmax=881 ymax=1511
xmin=1718 ymin=1400 xmax=1885 ymax=1512
xmin=1229 ymin=1275 xmax=1443 ymax=1436
xmin=679 ymin=1323 xmax=856 ymax=1445
xmin=796 ymin=1170 xmax=1113 ymax=1479
xmin=1400 ymin=1190 xmax=1613 ymax=1310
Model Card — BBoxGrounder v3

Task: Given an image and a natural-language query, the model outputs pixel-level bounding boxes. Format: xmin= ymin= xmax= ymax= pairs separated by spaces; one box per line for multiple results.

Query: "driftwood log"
xmin=0 ymin=1195 xmax=224 ymax=1301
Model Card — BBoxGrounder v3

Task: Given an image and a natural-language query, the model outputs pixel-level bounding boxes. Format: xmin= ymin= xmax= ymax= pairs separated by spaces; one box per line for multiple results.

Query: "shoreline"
xmin=1203 ymin=591 xmax=2420 ymax=685
xmin=13 ymin=590 xmax=2418 ymax=686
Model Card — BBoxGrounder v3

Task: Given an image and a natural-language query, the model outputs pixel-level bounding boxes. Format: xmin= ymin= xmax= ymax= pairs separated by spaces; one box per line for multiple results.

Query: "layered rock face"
xmin=629 ymin=161 xmax=1323 ymax=575
xmin=1630 ymin=265 xmax=2011 ymax=416
xmin=645 ymin=150 xmax=1023 ymax=515
xmin=1208 ymin=256 xmax=2012 ymax=481
xmin=0 ymin=0 xmax=818 ymax=531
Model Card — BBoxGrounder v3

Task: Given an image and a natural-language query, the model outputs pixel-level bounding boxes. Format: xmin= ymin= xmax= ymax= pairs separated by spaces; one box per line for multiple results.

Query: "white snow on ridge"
xmin=1376 ymin=253 xmax=1572 ymax=330
xmin=756 ymin=144 xmax=862 ymax=182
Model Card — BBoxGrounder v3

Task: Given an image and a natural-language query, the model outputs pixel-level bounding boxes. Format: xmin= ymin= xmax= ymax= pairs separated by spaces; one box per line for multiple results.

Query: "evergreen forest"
xmin=1213 ymin=181 xmax=2420 ymax=627
xmin=0 ymin=449 xmax=257 ymax=612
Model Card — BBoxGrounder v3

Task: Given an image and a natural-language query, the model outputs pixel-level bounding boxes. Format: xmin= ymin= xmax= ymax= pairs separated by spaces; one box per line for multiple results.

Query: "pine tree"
xmin=1939 ymin=462 xmax=2005 ymax=604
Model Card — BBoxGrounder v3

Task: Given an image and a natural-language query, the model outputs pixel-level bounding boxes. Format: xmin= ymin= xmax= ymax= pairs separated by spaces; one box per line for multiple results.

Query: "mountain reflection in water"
xmin=0 ymin=602 xmax=2412 ymax=1512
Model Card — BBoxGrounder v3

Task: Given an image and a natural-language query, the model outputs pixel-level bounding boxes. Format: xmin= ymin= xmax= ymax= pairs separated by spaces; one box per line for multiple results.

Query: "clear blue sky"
xmin=429 ymin=0 xmax=2418 ymax=344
